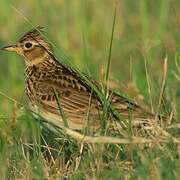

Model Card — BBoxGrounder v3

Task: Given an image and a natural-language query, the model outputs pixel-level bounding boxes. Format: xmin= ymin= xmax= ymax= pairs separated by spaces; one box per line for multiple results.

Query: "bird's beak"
xmin=1 ymin=45 xmax=18 ymax=52
xmin=1 ymin=44 xmax=22 ymax=55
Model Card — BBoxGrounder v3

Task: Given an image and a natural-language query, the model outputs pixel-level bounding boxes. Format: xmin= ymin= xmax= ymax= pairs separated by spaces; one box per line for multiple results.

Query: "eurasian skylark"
xmin=2 ymin=27 xmax=165 ymax=132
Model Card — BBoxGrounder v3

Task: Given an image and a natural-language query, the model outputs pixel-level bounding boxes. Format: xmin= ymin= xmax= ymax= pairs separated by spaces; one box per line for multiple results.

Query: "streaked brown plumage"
xmin=2 ymin=26 xmax=164 ymax=132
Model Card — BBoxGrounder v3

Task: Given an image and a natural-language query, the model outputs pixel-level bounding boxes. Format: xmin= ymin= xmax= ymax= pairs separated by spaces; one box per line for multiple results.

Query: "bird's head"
xmin=2 ymin=26 xmax=53 ymax=66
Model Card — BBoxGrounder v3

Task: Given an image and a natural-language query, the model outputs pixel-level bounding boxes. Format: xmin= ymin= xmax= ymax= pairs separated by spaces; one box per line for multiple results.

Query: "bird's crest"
xmin=18 ymin=26 xmax=53 ymax=54
xmin=18 ymin=26 xmax=44 ymax=42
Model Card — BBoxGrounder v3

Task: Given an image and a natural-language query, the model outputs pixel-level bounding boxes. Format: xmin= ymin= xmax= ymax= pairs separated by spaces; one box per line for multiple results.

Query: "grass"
xmin=0 ymin=0 xmax=180 ymax=179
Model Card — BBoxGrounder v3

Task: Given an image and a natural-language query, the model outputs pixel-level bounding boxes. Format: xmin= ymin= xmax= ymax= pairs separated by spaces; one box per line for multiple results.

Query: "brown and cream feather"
xmin=3 ymin=27 xmax=166 ymax=131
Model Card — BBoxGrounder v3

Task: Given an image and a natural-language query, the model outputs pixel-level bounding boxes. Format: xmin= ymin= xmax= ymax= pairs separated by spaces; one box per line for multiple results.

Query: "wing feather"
xmin=30 ymin=68 xmax=155 ymax=130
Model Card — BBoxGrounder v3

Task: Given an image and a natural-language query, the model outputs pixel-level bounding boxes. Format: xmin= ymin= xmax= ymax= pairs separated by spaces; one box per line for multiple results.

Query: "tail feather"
xmin=109 ymin=92 xmax=168 ymax=128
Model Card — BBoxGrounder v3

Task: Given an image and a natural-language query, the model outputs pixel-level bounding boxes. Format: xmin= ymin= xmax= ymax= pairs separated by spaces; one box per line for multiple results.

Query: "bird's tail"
xmin=109 ymin=93 xmax=168 ymax=131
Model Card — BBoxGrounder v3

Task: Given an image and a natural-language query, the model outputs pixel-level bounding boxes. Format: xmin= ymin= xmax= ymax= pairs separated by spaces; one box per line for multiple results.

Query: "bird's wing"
xmin=31 ymin=71 xmax=103 ymax=128
xmin=108 ymin=91 xmax=158 ymax=127
xmin=31 ymin=66 xmax=156 ymax=130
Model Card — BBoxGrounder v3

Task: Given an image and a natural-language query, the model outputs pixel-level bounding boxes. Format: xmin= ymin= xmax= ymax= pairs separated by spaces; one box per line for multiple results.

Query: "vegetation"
xmin=0 ymin=0 xmax=179 ymax=179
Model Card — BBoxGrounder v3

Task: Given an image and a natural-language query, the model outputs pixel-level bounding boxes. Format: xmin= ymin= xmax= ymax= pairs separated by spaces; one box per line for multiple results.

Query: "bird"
xmin=2 ymin=26 xmax=165 ymax=134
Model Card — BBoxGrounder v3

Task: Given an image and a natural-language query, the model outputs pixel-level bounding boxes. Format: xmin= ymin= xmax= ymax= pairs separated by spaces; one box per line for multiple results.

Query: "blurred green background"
xmin=0 ymin=0 xmax=179 ymax=179
xmin=0 ymin=0 xmax=179 ymax=119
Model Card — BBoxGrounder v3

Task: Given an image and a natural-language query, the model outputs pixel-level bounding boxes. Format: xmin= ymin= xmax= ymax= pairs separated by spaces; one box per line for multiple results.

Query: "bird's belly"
xmin=29 ymin=103 xmax=91 ymax=130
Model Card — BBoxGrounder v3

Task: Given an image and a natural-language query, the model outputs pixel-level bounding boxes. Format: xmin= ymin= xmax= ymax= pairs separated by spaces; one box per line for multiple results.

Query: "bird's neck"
xmin=25 ymin=52 xmax=60 ymax=70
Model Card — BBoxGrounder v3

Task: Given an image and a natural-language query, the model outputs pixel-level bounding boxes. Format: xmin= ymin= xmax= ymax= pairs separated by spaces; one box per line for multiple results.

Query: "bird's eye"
xmin=24 ymin=42 xmax=33 ymax=49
